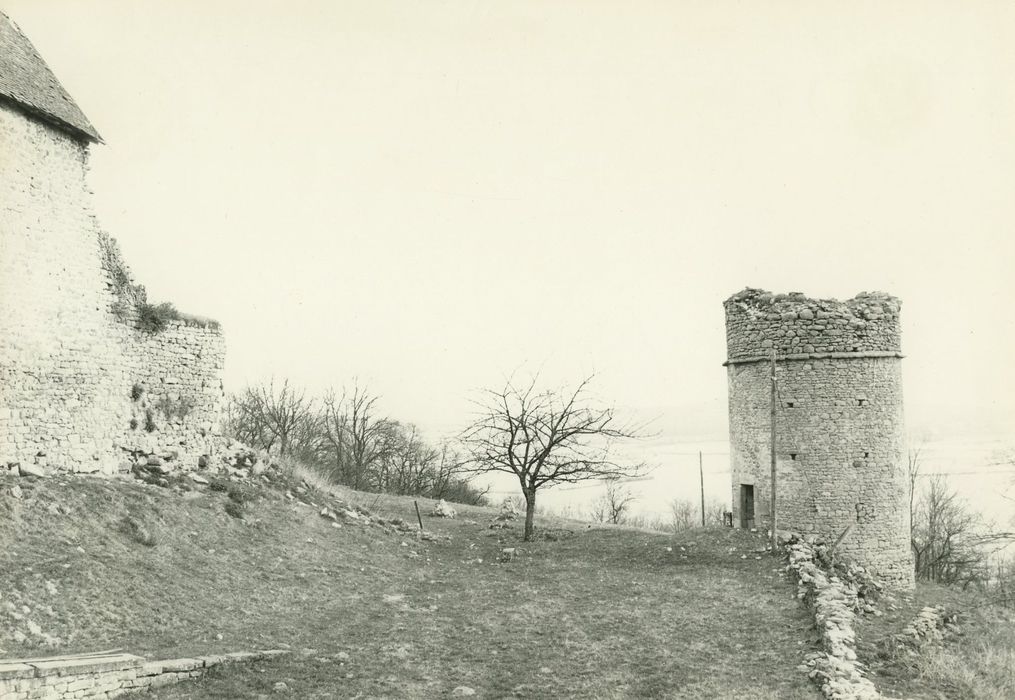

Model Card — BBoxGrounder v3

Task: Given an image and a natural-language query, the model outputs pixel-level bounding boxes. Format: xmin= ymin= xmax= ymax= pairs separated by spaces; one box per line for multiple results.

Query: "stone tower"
xmin=724 ymin=289 xmax=914 ymax=588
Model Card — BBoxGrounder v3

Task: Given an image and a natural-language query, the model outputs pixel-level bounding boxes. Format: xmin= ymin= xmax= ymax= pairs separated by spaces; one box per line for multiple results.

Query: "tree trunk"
xmin=523 ymin=487 xmax=537 ymax=541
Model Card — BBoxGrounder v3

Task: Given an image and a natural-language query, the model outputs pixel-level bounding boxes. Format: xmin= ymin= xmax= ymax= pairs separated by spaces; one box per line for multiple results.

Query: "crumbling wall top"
xmin=724 ymin=288 xmax=902 ymax=361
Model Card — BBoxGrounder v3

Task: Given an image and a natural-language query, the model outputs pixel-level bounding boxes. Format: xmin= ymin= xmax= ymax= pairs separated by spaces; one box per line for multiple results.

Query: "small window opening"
xmin=857 ymin=398 xmax=868 ymax=406
xmin=863 ymin=451 xmax=870 ymax=459
xmin=789 ymin=453 xmax=798 ymax=461
xmin=853 ymin=346 xmax=859 ymax=352
xmin=786 ymin=401 xmax=795 ymax=408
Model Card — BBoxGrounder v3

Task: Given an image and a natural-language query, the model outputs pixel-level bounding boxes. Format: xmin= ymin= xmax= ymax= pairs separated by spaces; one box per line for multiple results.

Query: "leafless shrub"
xmin=590 ymin=479 xmax=637 ymax=525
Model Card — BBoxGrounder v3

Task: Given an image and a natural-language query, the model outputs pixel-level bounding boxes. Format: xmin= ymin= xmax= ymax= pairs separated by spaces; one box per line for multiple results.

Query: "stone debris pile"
xmin=3 ymin=438 xmax=276 ymax=489
xmin=876 ymin=605 xmax=958 ymax=660
xmin=431 ymin=499 xmax=457 ymax=518
xmin=122 ymin=441 xmax=274 ymax=488
xmin=3 ymin=459 xmax=52 ymax=478
xmin=786 ymin=535 xmax=886 ymax=700
xmin=317 ymin=502 xmax=436 ymax=539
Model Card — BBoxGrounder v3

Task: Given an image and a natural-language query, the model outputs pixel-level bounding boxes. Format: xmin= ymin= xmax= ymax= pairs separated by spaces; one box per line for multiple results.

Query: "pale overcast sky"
xmin=7 ymin=1 xmax=1015 ymax=441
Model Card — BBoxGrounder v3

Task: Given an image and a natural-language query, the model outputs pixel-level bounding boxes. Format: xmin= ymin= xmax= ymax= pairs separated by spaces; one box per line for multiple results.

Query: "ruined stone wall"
xmin=0 ymin=649 xmax=288 ymax=699
xmin=724 ymin=288 xmax=914 ymax=588
xmin=120 ymin=320 xmax=226 ymax=464
xmin=0 ymin=100 xmax=224 ymax=474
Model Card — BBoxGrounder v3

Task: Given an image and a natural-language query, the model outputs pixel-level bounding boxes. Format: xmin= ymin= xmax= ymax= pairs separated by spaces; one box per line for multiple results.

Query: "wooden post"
xmin=829 ymin=524 xmax=854 ymax=559
xmin=414 ymin=500 xmax=424 ymax=531
xmin=699 ymin=451 xmax=706 ymax=527
xmin=770 ymin=349 xmax=778 ymax=554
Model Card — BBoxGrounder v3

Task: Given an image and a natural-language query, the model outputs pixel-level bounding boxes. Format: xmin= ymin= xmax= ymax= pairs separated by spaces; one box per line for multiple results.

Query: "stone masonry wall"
xmin=0 ymin=649 xmax=288 ymax=699
xmin=724 ymin=289 xmax=914 ymax=588
xmin=121 ymin=321 xmax=226 ymax=464
xmin=725 ymin=288 xmax=902 ymax=360
xmin=0 ymin=100 xmax=224 ymax=475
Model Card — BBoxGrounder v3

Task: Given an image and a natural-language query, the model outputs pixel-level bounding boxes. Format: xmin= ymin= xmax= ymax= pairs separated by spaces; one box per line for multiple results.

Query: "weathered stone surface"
xmin=787 ymin=537 xmax=886 ymax=700
xmin=0 ymin=662 xmax=34 ymax=680
xmin=0 ymin=99 xmax=226 ymax=477
xmin=18 ymin=463 xmax=48 ymax=478
xmin=724 ymin=289 xmax=914 ymax=588
xmin=159 ymin=658 xmax=203 ymax=672
xmin=0 ymin=648 xmax=290 ymax=698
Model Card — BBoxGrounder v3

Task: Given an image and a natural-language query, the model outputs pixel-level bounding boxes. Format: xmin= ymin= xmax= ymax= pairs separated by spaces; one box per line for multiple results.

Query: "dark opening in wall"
xmin=863 ymin=452 xmax=870 ymax=459
xmin=785 ymin=401 xmax=795 ymax=408
xmin=857 ymin=398 xmax=868 ymax=407
xmin=739 ymin=485 xmax=755 ymax=529
xmin=856 ymin=502 xmax=875 ymax=523
xmin=789 ymin=453 xmax=798 ymax=461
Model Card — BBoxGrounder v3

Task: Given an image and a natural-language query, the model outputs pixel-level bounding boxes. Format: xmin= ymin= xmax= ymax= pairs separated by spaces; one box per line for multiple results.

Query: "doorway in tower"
xmin=740 ymin=484 xmax=755 ymax=529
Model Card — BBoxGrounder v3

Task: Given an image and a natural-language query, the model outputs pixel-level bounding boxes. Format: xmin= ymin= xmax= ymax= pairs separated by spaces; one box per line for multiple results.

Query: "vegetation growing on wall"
xmin=98 ymin=231 xmax=219 ymax=334
xmin=155 ymin=394 xmax=196 ymax=422
xmin=136 ymin=302 xmax=177 ymax=333
xmin=97 ymin=230 xmax=148 ymax=322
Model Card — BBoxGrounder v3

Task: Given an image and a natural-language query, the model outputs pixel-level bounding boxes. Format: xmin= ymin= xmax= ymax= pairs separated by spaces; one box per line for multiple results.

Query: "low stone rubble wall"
xmin=876 ymin=606 xmax=957 ymax=660
xmin=786 ymin=536 xmax=885 ymax=700
xmin=0 ymin=649 xmax=288 ymax=699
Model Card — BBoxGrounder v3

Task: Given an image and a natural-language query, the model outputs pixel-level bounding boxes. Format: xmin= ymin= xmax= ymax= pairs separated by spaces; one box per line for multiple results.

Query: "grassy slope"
xmin=854 ymin=582 xmax=1015 ymax=700
xmin=1 ymin=472 xmax=823 ymax=699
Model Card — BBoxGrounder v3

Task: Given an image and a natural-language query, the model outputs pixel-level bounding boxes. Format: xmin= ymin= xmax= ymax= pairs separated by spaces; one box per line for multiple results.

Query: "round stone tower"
xmin=724 ymin=288 xmax=914 ymax=588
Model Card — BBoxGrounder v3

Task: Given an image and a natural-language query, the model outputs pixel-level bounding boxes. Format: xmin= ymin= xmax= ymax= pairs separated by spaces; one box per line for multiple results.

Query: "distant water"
xmin=500 ymin=433 xmax=1015 ymax=528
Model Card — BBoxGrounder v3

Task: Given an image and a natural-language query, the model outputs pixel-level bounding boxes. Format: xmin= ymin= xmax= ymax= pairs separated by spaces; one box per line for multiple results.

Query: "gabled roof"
xmin=0 ymin=11 xmax=101 ymax=143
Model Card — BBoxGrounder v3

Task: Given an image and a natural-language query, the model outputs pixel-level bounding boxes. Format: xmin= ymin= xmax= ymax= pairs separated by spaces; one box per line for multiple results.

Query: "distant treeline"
xmin=224 ymin=379 xmax=487 ymax=506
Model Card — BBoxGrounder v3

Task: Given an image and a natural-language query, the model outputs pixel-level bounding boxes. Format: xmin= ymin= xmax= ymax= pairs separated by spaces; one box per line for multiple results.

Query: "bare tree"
xmin=911 ymin=474 xmax=988 ymax=586
xmin=377 ymin=422 xmax=474 ymax=499
xmin=908 ymin=446 xmax=922 ymax=543
xmin=704 ymin=499 xmax=728 ymax=527
xmin=225 ymin=376 xmax=487 ymax=504
xmin=321 ymin=382 xmax=393 ymax=490
xmin=670 ymin=499 xmax=697 ymax=531
xmin=590 ymin=479 xmax=637 ymax=525
xmin=665 ymin=498 xmax=726 ymax=531
xmin=226 ymin=378 xmax=316 ymax=458
xmin=460 ymin=374 xmax=645 ymax=541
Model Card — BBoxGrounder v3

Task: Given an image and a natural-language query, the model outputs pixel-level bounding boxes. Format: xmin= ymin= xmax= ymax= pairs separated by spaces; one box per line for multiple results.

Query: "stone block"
xmin=159 ymin=658 xmax=203 ymax=672
xmin=0 ymin=662 xmax=34 ymax=680
xmin=221 ymin=651 xmax=258 ymax=663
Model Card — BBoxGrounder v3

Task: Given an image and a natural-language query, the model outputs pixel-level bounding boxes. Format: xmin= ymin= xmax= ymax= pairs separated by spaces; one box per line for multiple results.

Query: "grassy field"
xmin=4 ymin=469 xmax=1011 ymax=699
xmin=1 ymin=469 xmax=820 ymax=698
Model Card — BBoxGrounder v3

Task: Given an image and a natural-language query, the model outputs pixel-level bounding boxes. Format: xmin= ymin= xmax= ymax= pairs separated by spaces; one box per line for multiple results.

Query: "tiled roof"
xmin=0 ymin=11 xmax=101 ymax=143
